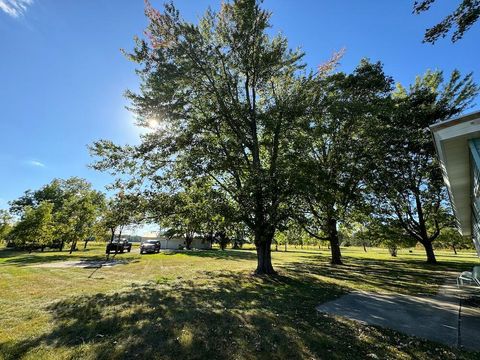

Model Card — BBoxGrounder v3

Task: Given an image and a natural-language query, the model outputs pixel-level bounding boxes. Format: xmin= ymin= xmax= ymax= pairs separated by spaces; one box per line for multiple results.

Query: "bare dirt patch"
xmin=32 ymin=260 xmax=128 ymax=268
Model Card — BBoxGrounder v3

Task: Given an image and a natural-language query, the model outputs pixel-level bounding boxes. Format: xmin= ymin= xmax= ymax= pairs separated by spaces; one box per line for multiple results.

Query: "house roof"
xmin=430 ymin=110 xmax=480 ymax=236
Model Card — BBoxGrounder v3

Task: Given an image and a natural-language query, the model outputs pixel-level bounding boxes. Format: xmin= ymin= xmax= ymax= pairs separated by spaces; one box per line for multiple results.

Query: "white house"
xmin=430 ymin=110 xmax=480 ymax=255
xmin=140 ymin=235 xmax=212 ymax=250
xmin=159 ymin=236 xmax=212 ymax=250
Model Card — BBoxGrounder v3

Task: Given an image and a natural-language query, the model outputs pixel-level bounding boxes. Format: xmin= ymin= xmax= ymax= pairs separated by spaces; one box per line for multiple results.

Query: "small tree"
xmin=231 ymin=225 xmax=248 ymax=249
xmin=340 ymin=220 xmax=370 ymax=252
xmin=436 ymin=227 xmax=473 ymax=254
xmin=0 ymin=210 xmax=13 ymax=243
xmin=214 ymin=230 xmax=230 ymax=250
xmin=357 ymin=219 xmax=416 ymax=257
xmin=102 ymin=193 xmax=141 ymax=245
xmin=8 ymin=202 xmax=54 ymax=252
xmin=275 ymin=222 xmax=308 ymax=252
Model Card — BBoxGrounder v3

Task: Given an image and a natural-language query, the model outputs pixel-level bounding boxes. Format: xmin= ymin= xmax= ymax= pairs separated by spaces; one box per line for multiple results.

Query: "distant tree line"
xmin=0 ymin=177 xmax=249 ymax=253
xmin=0 ymin=178 xmax=106 ymax=253
xmin=0 ymin=178 xmax=146 ymax=253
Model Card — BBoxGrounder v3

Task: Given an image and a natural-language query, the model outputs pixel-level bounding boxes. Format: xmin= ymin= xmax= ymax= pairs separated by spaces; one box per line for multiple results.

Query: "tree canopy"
xmin=414 ymin=0 xmax=480 ymax=43
xmin=8 ymin=202 xmax=55 ymax=251
xmin=293 ymin=59 xmax=393 ymax=264
xmin=89 ymin=0 xmax=479 ymax=271
xmin=0 ymin=210 xmax=13 ymax=243
xmin=370 ymin=70 xmax=478 ymax=263
xmin=91 ymin=0 xmax=321 ymax=274
xmin=7 ymin=177 xmax=106 ymax=252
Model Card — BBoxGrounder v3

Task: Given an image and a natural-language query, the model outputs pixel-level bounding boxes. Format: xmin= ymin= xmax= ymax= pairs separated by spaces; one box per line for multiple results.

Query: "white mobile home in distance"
xmin=430 ymin=110 xmax=480 ymax=255
xmin=141 ymin=235 xmax=212 ymax=250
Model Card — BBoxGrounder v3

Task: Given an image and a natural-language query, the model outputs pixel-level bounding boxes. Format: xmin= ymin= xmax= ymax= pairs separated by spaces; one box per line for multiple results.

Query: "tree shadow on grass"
xmin=0 ymin=248 xmax=257 ymax=268
xmin=285 ymin=253 xmax=479 ymax=296
xmin=0 ymin=247 xmax=29 ymax=259
xmin=161 ymin=248 xmax=258 ymax=261
xmin=1 ymin=270 xmax=477 ymax=360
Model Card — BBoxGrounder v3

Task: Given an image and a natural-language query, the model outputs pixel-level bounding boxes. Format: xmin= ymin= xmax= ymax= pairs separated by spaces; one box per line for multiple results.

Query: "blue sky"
xmin=1 ymin=0 xmax=479 ymax=218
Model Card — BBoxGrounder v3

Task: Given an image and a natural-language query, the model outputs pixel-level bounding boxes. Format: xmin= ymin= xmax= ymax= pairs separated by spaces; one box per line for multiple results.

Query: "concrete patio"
xmin=317 ymin=282 xmax=480 ymax=351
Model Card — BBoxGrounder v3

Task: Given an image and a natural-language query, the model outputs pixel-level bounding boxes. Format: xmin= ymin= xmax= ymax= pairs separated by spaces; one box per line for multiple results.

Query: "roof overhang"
xmin=430 ymin=111 xmax=480 ymax=236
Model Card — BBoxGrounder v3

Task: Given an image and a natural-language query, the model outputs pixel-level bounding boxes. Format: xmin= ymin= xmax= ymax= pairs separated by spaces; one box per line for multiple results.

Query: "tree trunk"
xmin=110 ymin=228 xmax=115 ymax=244
xmin=84 ymin=240 xmax=88 ymax=250
xmin=389 ymin=246 xmax=397 ymax=257
xmin=284 ymin=241 xmax=287 ymax=252
xmin=363 ymin=243 xmax=367 ymax=252
xmin=218 ymin=231 xmax=229 ymax=250
xmin=254 ymin=229 xmax=276 ymax=275
xmin=452 ymin=244 xmax=457 ymax=255
xmin=422 ymin=240 xmax=437 ymax=264
xmin=206 ymin=231 xmax=214 ymax=248
xmin=185 ymin=233 xmax=193 ymax=250
xmin=413 ymin=192 xmax=437 ymax=264
xmin=327 ymin=217 xmax=342 ymax=265
xmin=69 ymin=240 xmax=77 ymax=254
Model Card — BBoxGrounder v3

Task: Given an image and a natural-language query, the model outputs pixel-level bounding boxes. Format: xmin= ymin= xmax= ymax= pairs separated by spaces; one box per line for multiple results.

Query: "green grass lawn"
xmin=0 ymin=243 xmax=479 ymax=360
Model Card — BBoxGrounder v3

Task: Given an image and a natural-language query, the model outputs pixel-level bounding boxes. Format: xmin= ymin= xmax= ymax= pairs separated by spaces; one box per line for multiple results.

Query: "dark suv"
xmin=140 ymin=240 xmax=161 ymax=254
xmin=106 ymin=240 xmax=132 ymax=254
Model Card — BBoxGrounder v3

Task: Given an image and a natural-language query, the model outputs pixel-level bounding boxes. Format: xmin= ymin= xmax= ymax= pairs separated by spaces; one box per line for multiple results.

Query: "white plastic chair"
xmin=457 ymin=266 xmax=480 ymax=287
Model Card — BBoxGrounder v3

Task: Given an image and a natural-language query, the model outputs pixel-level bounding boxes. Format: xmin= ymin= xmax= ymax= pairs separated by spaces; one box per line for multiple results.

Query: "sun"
xmin=147 ymin=118 xmax=159 ymax=129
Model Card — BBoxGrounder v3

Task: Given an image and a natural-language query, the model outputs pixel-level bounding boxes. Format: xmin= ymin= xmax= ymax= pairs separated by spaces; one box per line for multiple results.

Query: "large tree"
xmin=371 ymin=70 xmax=478 ymax=263
xmin=294 ymin=60 xmax=393 ymax=264
xmin=413 ymin=0 xmax=480 ymax=43
xmin=91 ymin=0 xmax=316 ymax=274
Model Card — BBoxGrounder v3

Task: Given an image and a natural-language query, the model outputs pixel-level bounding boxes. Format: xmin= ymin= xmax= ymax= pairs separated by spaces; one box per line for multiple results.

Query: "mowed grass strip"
xmin=0 ymin=244 xmax=479 ymax=359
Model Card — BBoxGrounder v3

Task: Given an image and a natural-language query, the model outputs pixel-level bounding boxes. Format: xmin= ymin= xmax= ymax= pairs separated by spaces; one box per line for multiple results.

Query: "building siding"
xmin=469 ymin=139 xmax=480 ymax=254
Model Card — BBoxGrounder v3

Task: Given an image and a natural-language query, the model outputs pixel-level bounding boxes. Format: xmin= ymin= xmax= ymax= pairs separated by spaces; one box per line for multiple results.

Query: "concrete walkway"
xmin=316 ymin=283 xmax=480 ymax=351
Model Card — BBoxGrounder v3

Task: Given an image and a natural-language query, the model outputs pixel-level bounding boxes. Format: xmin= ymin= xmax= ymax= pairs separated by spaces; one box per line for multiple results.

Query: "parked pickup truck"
xmin=106 ymin=240 xmax=132 ymax=254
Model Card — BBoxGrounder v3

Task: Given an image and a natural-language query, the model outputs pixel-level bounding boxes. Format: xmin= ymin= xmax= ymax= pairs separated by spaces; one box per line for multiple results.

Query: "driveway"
xmin=316 ymin=282 xmax=480 ymax=351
